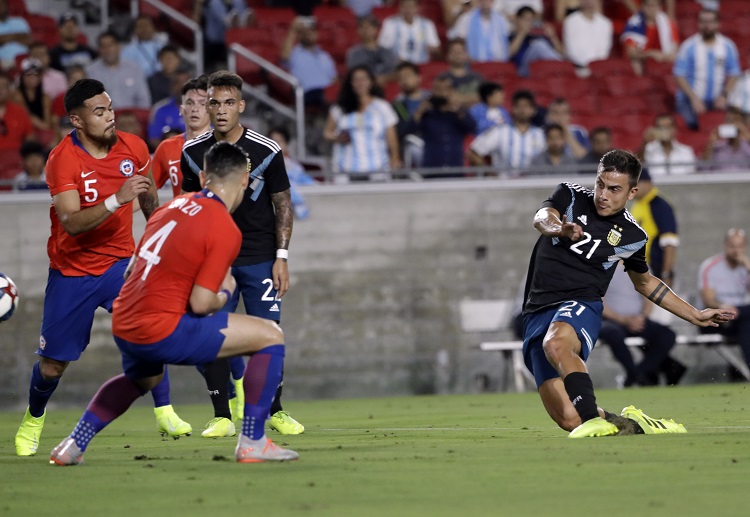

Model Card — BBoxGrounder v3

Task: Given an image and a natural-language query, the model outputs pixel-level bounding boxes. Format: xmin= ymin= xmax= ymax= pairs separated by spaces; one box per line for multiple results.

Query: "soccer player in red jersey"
xmin=50 ymin=141 xmax=299 ymax=465
xmin=151 ymin=75 xmax=211 ymax=197
xmin=14 ymin=79 xmax=189 ymax=457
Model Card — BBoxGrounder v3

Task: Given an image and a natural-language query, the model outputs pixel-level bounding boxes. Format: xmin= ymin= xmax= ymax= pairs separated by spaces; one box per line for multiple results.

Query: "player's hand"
xmin=694 ymin=308 xmax=736 ymax=327
xmin=624 ymin=315 xmax=646 ymax=333
xmin=220 ymin=267 xmax=236 ymax=296
xmin=690 ymin=96 xmax=706 ymax=115
xmin=560 ymin=215 xmax=584 ymax=241
xmin=272 ymin=258 xmax=290 ymax=298
xmin=115 ymin=175 xmax=151 ymax=205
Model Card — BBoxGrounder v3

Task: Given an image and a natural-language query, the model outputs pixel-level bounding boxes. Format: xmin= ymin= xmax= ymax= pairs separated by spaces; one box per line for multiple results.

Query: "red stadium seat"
xmin=419 ymin=61 xmax=449 ymax=85
xmin=313 ymin=5 xmax=357 ymax=27
xmin=8 ymin=0 xmax=28 ymax=16
xmin=471 ymin=61 xmax=517 ymax=83
xmin=601 ymin=76 xmax=658 ymax=97
xmin=542 ymin=77 xmax=593 ymax=99
xmin=383 ymin=80 xmax=400 ymax=101
xmin=324 ymin=82 xmax=340 ymax=105
xmin=0 ymin=150 xmax=22 ymax=180
xmin=618 ymin=113 xmax=653 ymax=135
xmin=27 ymin=14 xmax=58 ymax=48
xmin=599 ymin=95 xmax=649 ymax=115
xmin=568 ymin=95 xmax=599 ymax=116
xmin=371 ymin=5 xmax=399 ymax=23
xmin=576 ymin=114 xmax=614 ymax=132
xmin=698 ymin=111 xmax=727 ymax=132
xmin=528 ymin=60 xmax=576 ymax=79
xmin=254 ymin=7 xmax=296 ymax=28
xmin=588 ymin=59 xmax=633 ymax=78
xmin=611 ymin=130 xmax=641 ymax=153
xmin=643 ymin=60 xmax=674 ymax=79
xmin=677 ymin=130 xmax=708 ymax=155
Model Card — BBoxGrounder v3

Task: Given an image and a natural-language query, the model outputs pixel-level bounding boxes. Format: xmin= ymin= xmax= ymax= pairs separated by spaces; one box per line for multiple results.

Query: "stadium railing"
xmin=129 ymin=0 xmax=204 ymax=76
xmin=227 ymin=43 xmax=306 ymax=161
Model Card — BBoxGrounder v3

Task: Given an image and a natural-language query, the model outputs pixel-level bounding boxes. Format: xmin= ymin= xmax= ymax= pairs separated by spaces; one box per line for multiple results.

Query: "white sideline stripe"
xmin=318 ymin=425 xmax=750 ymax=432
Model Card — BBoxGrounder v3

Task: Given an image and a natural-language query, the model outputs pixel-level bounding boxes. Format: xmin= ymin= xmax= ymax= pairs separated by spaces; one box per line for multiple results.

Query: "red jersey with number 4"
xmin=46 ymin=130 xmax=151 ymax=276
xmin=112 ymin=190 xmax=242 ymax=344
xmin=152 ymin=133 xmax=186 ymax=198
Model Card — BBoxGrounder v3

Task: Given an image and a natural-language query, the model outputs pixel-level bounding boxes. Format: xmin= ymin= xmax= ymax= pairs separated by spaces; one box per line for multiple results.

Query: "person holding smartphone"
xmin=701 ymin=107 xmax=750 ymax=171
xmin=639 ymin=113 xmax=696 ymax=175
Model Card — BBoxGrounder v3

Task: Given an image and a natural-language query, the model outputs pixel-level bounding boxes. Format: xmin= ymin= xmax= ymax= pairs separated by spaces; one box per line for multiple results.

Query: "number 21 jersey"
xmin=523 ymin=182 xmax=649 ymax=313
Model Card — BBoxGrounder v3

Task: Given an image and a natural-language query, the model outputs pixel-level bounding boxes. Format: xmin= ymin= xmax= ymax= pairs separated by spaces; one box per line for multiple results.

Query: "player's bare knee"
xmin=39 ymin=357 xmax=67 ymax=380
xmin=262 ymin=319 xmax=284 ymax=345
xmin=542 ymin=337 xmax=569 ymax=365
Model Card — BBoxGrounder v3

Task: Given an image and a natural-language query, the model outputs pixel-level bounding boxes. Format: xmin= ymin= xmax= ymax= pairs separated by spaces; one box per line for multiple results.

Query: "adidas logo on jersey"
xmin=577 ymin=215 xmax=587 ymax=225
xmin=559 ymin=311 xmax=572 ymax=318
xmin=270 ymin=303 xmax=280 ymax=312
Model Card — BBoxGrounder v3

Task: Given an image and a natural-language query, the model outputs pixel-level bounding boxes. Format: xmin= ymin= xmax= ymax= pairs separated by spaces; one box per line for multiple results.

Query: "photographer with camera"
xmin=412 ymin=76 xmax=476 ymax=173
xmin=701 ymin=107 xmax=750 ymax=172
xmin=639 ymin=113 xmax=696 ymax=175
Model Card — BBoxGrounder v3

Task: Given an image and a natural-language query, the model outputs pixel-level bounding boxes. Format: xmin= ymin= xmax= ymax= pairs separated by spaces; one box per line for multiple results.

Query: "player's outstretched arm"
xmin=54 ymin=176 xmax=151 ymax=236
xmin=627 ymin=269 xmax=736 ymax=327
xmin=138 ymin=169 xmax=160 ymax=220
xmin=271 ymin=188 xmax=293 ymax=298
xmin=533 ymin=208 xmax=583 ymax=241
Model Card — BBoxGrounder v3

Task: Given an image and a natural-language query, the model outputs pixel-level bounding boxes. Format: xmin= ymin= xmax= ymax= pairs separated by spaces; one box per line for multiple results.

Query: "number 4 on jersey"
xmin=138 ymin=220 xmax=178 ymax=280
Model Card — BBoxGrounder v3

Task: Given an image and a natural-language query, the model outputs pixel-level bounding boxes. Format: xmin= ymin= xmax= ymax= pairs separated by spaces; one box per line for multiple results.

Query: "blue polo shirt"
xmin=148 ymin=98 xmax=185 ymax=140
xmin=286 ymin=45 xmax=336 ymax=93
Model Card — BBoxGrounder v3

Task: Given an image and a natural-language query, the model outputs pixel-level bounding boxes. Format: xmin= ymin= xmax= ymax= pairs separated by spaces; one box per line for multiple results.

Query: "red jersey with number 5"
xmin=112 ymin=190 xmax=242 ymax=344
xmin=46 ymin=130 xmax=151 ymax=276
xmin=152 ymin=133 xmax=186 ymax=198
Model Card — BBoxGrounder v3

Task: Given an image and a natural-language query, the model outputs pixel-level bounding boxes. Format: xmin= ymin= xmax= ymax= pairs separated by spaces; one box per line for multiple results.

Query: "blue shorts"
xmin=225 ymin=261 xmax=281 ymax=322
xmin=37 ymin=259 xmax=129 ymax=362
xmin=115 ymin=311 xmax=229 ymax=379
xmin=522 ymin=300 xmax=603 ymax=388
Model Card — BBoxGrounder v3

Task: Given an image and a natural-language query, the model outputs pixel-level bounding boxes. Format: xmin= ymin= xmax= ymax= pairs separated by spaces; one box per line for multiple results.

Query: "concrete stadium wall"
xmin=1 ymin=173 xmax=749 ymax=410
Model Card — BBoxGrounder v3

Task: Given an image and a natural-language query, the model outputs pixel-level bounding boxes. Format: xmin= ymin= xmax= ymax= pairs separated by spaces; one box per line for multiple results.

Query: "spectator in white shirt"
xmin=563 ymin=0 xmax=612 ymax=68
xmin=640 ymin=113 xmax=696 ymax=175
xmin=449 ymin=0 xmax=510 ymax=62
xmin=728 ymin=68 xmax=750 ymax=117
xmin=468 ymin=89 xmax=545 ymax=171
xmin=378 ymin=0 xmax=441 ymax=65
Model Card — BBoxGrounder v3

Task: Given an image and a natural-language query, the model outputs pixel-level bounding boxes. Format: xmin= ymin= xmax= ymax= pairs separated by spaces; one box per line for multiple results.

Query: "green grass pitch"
xmin=1 ymin=384 xmax=749 ymax=516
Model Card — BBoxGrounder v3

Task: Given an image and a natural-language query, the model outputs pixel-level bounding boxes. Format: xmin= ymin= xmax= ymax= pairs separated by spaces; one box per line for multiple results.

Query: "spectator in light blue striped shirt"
xmin=672 ymin=8 xmax=740 ymax=130
xmin=468 ymin=89 xmax=545 ymax=172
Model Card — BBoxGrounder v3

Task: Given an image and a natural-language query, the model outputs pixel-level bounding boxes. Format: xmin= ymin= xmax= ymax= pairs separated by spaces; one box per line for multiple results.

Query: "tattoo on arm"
xmin=138 ymin=189 xmax=159 ymax=220
xmin=271 ymin=189 xmax=293 ymax=250
xmin=647 ymin=282 xmax=669 ymax=305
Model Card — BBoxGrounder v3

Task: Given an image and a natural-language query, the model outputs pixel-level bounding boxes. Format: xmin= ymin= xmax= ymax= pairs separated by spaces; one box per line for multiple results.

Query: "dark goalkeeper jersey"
xmin=523 ymin=182 xmax=649 ymax=314
xmin=181 ymin=128 xmax=291 ymax=266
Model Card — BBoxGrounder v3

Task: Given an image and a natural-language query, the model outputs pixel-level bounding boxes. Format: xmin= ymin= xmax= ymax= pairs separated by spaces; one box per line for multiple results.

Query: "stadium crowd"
xmin=0 ymin=0 xmax=749 ymax=188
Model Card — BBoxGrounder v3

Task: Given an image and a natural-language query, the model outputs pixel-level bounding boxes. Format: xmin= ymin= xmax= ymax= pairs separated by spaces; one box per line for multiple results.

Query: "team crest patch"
xmin=607 ymin=227 xmax=622 ymax=246
xmin=39 ymin=335 xmax=46 ymax=350
xmin=119 ymin=159 xmax=135 ymax=177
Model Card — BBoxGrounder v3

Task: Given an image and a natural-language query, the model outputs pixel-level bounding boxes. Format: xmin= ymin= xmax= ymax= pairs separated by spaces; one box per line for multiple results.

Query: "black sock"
xmin=563 ymin=372 xmax=599 ymax=422
xmin=269 ymin=368 xmax=284 ymax=415
xmin=202 ymin=359 xmax=232 ymax=419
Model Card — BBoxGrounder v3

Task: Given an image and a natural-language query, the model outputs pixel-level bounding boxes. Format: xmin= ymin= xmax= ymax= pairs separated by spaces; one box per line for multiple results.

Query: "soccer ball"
xmin=0 ymin=273 xmax=19 ymax=322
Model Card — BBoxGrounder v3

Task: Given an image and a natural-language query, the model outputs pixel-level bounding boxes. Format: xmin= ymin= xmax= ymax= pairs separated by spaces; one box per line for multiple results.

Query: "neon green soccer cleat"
xmin=230 ymin=378 xmax=244 ymax=422
xmin=49 ymin=437 xmax=83 ymax=466
xmin=235 ymin=436 xmax=299 ymax=463
xmin=568 ymin=416 xmax=619 ymax=438
xmin=201 ymin=417 xmax=236 ymax=438
xmin=15 ymin=407 xmax=46 ymax=456
xmin=621 ymin=405 xmax=687 ymax=435
xmin=268 ymin=410 xmax=305 ymax=435
xmin=154 ymin=405 xmax=192 ymax=439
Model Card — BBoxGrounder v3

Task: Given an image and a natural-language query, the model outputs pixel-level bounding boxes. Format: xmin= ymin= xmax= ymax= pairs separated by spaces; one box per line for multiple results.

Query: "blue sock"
xmin=28 ymin=361 xmax=59 ymax=418
xmin=71 ymin=411 xmax=106 ymax=452
xmin=242 ymin=344 xmax=284 ymax=440
xmin=229 ymin=356 xmax=246 ymax=380
xmin=150 ymin=367 xmax=171 ymax=407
